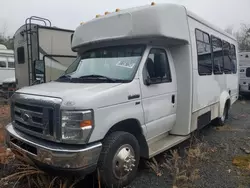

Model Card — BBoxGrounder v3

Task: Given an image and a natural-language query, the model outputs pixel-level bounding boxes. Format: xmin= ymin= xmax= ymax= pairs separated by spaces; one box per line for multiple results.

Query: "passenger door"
xmin=139 ymin=47 xmax=177 ymax=141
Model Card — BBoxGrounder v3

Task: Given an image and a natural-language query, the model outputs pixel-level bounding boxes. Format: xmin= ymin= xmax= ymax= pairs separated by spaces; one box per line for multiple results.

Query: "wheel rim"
xmin=112 ymin=144 xmax=136 ymax=179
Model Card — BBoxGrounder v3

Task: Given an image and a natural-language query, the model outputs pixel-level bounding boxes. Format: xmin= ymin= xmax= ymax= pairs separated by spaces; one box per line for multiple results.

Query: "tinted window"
xmin=230 ymin=44 xmax=237 ymax=74
xmin=223 ymin=41 xmax=231 ymax=74
xmin=17 ymin=47 xmax=25 ymax=64
xmin=195 ymin=29 xmax=212 ymax=75
xmin=0 ymin=61 xmax=6 ymax=68
xmin=8 ymin=61 xmax=14 ymax=68
xmin=145 ymin=48 xmax=172 ymax=83
xmin=246 ymin=68 xmax=250 ymax=77
xmin=212 ymin=36 xmax=223 ymax=74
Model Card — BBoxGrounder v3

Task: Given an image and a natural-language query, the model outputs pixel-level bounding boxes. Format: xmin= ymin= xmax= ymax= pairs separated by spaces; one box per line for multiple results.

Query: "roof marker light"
xmin=116 ymin=8 xmax=120 ymax=12
xmin=151 ymin=2 xmax=156 ymax=5
xmin=96 ymin=14 xmax=101 ymax=18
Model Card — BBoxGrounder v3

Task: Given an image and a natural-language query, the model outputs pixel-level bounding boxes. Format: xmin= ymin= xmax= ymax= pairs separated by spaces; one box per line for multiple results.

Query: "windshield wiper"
xmin=78 ymin=75 xmax=117 ymax=82
xmin=56 ymin=74 xmax=72 ymax=81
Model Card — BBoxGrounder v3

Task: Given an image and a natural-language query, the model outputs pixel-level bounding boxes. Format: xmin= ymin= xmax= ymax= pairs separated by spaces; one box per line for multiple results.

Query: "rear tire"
xmin=215 ymin=104 xmax=229 ymax=126
xmin=98 ymin=131 xmax=140 ymax=188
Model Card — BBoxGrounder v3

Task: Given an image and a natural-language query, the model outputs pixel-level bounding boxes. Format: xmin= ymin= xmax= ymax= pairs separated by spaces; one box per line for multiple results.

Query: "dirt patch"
xmin=233 ymin=155 xmax=250 ymax=170
xmin=0 ymin=104 xmax=10 ymax=145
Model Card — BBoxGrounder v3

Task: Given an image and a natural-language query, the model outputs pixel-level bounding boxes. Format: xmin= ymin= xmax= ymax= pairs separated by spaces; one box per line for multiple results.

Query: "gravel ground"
xmin=127 ymin=99 xmax=250 ymax=188
xmin=1 ymin=99 xmax=250 ymax=188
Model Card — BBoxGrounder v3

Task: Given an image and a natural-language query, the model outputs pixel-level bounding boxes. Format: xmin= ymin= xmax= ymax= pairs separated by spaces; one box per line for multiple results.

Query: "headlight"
xmin=61 ymin=110 xmax=93 ymax=142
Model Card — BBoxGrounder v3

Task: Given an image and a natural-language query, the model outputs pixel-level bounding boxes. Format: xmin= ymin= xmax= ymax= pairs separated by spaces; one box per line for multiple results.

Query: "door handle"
xmin=172 ymin=95 xmax=175 ymax=104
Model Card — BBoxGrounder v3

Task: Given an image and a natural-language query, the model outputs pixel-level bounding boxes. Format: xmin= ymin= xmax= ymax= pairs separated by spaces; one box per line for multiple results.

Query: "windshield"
xmin=57 ymin=45 xmax=145 ymax=83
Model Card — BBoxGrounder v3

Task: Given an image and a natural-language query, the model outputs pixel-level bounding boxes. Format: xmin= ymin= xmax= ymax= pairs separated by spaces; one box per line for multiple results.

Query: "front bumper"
xmin=5 ymin=123 xmax=102 ymax=174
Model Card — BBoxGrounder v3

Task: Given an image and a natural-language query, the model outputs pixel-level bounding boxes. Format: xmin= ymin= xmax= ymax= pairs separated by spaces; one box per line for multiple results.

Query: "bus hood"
xmin=15 ymin=81 xmax=137 ymax=109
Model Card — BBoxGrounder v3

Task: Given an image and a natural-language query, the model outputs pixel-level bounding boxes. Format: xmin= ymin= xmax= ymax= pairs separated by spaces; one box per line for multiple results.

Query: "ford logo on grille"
xmin=21 ymin=112 xmax=30 ymax=122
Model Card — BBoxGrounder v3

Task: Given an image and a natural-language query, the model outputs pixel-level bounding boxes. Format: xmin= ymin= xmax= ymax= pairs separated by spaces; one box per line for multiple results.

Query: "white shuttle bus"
xmin=239 ymin=51 xmax=250 ymax=95
xmin=6 ymin=3 xmax=238 ymax=187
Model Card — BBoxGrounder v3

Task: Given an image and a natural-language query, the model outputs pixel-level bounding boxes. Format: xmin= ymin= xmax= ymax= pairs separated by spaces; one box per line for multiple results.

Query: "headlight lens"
xmin=61 ymin=110 xmax=93 ymax=142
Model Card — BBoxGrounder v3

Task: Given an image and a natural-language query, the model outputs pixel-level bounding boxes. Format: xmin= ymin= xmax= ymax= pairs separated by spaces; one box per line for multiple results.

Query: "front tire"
xmin=98 ymin=131 xmax=140 ymax=188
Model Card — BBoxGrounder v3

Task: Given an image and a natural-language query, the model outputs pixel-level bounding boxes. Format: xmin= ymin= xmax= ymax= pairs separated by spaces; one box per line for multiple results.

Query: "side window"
xmin=212 ymin=36 xmax=223 ymax=74
xmin=144 ymin=48 xmax=172 ymax=84
xmin=195 ymin=29 xmax=212 ymax=76
xmin=223 ymin=41 xmax=232 ymax=74
xmin=8 ymin=61 xmax=14 ymax=68
xmin=17 ymin=47 xmax=25 ymax=64
xmin=246 ymin=68 xmax=250 ymax=77
xmin=0 ymin=61 xmax=6 ymax=68
xmin=230 ymin=44 xmax=237 ymax=74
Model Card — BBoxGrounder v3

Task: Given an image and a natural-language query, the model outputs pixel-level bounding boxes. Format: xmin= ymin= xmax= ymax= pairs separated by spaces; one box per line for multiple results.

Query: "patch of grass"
xmin=146 ymin=157 xmax=162 ymax=177
xmin=232 ymin=155 xmax=250 ymax=170
xmin=0 ymin=149 xmax=83 ymax=188
xmin=215 ymin=125 xmax=250 ymax=132
xmin=147 ymin=136 xmax=210 ymax=188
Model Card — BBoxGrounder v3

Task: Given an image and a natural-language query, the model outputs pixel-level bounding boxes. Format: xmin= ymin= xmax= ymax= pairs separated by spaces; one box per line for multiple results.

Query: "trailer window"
xmin=17 ymin=47 xmax=25 ymax=64
xmin=0 ymin=61 xmax=6 ymax=68
xmin=246 ymin=68 xmax=250 ymax=77
xmin=212 ymin=36 xmax=223 ymax=74
xmin=223 ymin=41 xmax=231 ymax=74
xmin=195 ymin=29 xmax=212 ymax=76
xmin=230 ymin=44 xmax=237 ymax=74
xmin=8 ymin=61 xmax=14 ymax=68
xmin=144 ymin=48 xmax=172 ymax=83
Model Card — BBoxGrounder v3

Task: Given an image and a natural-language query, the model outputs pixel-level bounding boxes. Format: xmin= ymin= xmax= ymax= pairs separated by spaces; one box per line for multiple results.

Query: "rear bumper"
xmin=5 ymin=123 xmax=102 ymax=174
xmin=240 ymin=84 xmax=250 ymax=93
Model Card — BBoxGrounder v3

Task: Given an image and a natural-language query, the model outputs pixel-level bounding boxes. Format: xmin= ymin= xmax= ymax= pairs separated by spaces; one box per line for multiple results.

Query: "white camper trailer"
xmin=6 ymin=4 xmax=239 ymax=187
xmin=239 ymin=51 xmax=250 ymax=94
xmin=0 ymin=44 xmax=15 ymax=87
xmin=14 ymin=16 xmax=77 ymax=89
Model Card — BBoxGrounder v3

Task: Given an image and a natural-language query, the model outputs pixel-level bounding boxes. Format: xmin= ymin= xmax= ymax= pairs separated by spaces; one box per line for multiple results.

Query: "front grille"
xmin=11 ymin=93 xmax=62 ymax=141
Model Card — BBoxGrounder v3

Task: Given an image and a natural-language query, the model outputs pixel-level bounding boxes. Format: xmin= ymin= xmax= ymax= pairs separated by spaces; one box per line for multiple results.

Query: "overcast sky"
xmin=0 ymin=0 xmax=249 ymax=36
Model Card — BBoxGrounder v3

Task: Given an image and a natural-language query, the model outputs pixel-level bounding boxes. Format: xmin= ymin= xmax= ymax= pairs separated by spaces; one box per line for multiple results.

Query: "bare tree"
xmin=235 ymin=24 xmax=250 ymax=51
xmin=225 ymin=24 xmax=250 ymax=51
xmin=0 ymin=23 xmax=14 ymax=49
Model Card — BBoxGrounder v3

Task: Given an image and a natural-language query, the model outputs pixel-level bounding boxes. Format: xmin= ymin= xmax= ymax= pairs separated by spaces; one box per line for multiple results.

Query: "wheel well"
xmin=225 ymin=99 xmax=231 ymax=118
xmin=105 ymin=119 xmax=149 ymax=158
xmin=225 ymin=99 xmax=231 ymax=109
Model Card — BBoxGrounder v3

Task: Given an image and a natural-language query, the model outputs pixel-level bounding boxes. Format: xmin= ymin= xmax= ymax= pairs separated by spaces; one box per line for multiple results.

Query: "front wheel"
xmin=98 ymin=131 xmax=140 ymax=188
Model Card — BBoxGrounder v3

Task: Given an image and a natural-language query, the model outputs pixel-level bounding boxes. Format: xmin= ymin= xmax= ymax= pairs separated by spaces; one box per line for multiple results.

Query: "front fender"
xmin=88 ymin=101 xmax=146 ymax=143
xmin=219 ymin=91 xmax=230 ymax=117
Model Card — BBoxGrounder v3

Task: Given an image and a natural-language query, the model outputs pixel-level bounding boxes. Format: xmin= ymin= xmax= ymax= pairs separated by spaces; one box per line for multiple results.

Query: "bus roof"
xmin=72 ymin=3 xmax=236 ymax=49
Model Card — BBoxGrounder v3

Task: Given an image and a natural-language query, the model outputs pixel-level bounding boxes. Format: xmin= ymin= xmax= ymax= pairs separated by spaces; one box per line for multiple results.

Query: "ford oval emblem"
xmin=21 ymin=112 xmax=30 ymax=122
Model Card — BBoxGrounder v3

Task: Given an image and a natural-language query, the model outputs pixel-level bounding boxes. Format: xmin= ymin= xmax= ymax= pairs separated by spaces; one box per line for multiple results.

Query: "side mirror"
xmin=34 ymin=60 xmax=45 ymax=84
